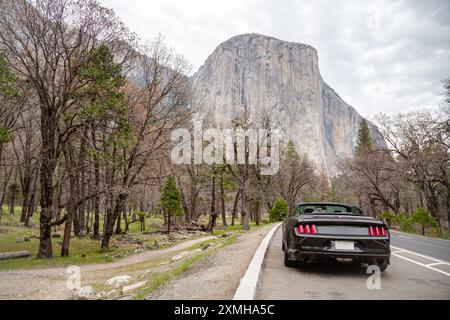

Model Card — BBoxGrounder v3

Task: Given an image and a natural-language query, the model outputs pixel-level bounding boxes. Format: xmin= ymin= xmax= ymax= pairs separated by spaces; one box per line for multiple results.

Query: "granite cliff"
xmin=190 ymin=34 xmax=385 ymax=175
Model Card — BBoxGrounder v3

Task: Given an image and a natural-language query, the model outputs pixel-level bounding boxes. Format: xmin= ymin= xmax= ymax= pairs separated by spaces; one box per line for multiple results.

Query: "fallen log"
xmin=0 ymin=251 xmax=31 ymax=261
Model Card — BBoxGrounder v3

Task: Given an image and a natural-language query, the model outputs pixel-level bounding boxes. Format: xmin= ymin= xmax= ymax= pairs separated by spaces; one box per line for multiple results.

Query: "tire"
xmin=378 ymin=261 xmax=389 ymax=272
xmin=284 ymin=248 xmax=297 ymax=268
xmin=282 ymin=241 xmax=285 ymax=251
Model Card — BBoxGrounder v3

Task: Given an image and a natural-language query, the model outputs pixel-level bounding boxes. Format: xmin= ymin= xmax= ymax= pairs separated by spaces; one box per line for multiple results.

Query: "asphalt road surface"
xmin=257 ymin=227 xmax=450 ymax=299
xmin=390 ymin=231 xmax=450 ymax=262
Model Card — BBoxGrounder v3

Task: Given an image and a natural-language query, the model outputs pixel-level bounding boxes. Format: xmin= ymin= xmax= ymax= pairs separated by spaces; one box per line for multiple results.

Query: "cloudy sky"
xmin=101 ymin=0 xmax=450 ymax=118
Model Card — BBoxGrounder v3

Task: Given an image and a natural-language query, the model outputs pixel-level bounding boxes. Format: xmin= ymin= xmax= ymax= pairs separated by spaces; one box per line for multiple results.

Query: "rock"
xmin=105 ymin=275 xmax=132 ymax=287
xmin=74 ymin=286 xmax=94 ymax=299
xmin=172 ymin=251 xmax=190 ymax=261
xmin=122 ymin=281 xmax=147 ymax=294
xmin=172 ymin=254 xmax=183 ymax=261
xmin=201 ymin=243 xmax=213 ymax=251
xmin=221 ymin=233 xmax=231 ymax=238
xmin=16 ymin=239 xmax=24 ymax=243
xmin=96 ymin=289 xmax=116 ymax=298
xmin=23 ymin=237 xmax=31 ymax=242
xmin=190 ymin=33 xmax=386 ymax=176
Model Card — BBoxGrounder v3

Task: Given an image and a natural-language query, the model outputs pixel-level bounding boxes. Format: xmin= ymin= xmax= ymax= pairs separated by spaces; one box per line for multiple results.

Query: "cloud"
xmin=100 ymin=0 xmax=450 ymax=117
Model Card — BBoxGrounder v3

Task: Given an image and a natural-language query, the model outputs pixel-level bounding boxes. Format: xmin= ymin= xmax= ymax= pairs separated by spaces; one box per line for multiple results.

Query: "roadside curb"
xmin=233 ymin=223 xmax=281 ymax=300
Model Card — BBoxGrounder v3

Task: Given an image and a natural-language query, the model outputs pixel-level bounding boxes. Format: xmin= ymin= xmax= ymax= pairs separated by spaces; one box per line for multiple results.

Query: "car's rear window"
xmin=296 ymin=204 xmax=362 ymax=215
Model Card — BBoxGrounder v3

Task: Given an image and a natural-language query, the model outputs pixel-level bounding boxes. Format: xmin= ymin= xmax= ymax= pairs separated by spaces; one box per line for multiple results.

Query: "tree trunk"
xmin=207 ymin=170 xmax=217 ymax=232
xmin=8 ymin=174 xmax=18 ymax=215
xmin=91 ymin=129 xmax=101 ymax=239
xmin=24 ymin=175 xmax=38 ymax=227
xmin=115 ymin=210 xmax=122 ymax=234
xmin=61 ymin=166 xmax=78 ymax=257
xmin=102 ymin=193 xmax=126 ymax=250
xmin=255 ymin=200 xmax=260 ymax=226
xmin=0 ymin=167 xmax=13 ymax=224
xmin=20 ymin=190 xmax=30 ymax=223
xmin=167 ymin=212 xmax=171 ymax=234
xmin=220 ymin=173 xmax=227 ymax=227
xmin=77 ymin=127 xmax=88 ymax=235
xmin=37 ymin=123 xmax=57 ymax=259
xmin=241 ymin=182 xmax=250 ymax=230
xmin=231 ymin=189 xmax=240 ymax=226
xmin=122 ymin=206 xmax=128 ymax=233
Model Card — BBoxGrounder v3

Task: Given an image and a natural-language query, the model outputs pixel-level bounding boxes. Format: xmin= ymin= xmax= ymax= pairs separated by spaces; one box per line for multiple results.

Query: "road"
xmin=390 ymin=230 xmax=450 ymax=262
xmin=257 ymin=227 xmax=450 ymax=299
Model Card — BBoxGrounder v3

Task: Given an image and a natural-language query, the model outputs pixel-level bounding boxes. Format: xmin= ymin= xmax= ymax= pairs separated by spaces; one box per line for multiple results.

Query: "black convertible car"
xmin=282 ymin=202 xmax=390 ymax=271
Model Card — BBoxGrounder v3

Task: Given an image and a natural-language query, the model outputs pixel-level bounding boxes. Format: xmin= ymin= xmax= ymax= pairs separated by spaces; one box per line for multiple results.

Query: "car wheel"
xmin=282 ymin=241 xmax=285 ymax=251
xmin=378 ymin=261 xmax=388 ymax=272
xmin=284 ymin=248 xmax=297 ymax=268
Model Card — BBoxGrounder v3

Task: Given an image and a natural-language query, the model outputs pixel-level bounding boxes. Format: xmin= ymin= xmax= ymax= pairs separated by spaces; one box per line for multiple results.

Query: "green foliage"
xmin=329 ymin=178 xmax=339 ymax=202
xmin=381 ymin=210 xmax=395 ymax=226
xmin=160 ymin=176 xmax=183 ymax=217
xmin=0 ymin=127 xmax=12 ymax=143
xmin=411 ymin=208 xmax=437 ymax=234
xmin=286 ymin=140 xmax=300 ymax=161
xmin=0 ymin=53 xmax=19 ymax=97
xmin=395 ymin=213 xmax=415 ymax=233
xmin=75 ymin=45 xmax=135 ymax=149
xmin=269 ymin=198 xmax=289 ymax=222
xmin=356 ymin=120 xmax=373 ymax=154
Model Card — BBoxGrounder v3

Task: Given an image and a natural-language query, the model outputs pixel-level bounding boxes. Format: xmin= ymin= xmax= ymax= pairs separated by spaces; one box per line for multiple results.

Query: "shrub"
xmin=392 ymin=213 xmax=414 ymax=233
xmin=380 ymin=211 xmax=395 ymax=228
xmin=411 ymin=208 xmax=438 ymax=236
xmin=269 ymin=198 xmax=289 ymax=222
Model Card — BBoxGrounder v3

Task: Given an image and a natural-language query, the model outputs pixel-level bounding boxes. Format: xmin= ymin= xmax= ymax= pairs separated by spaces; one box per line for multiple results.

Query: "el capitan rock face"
xmin=190 ymin=33 xmax=384 ymax=175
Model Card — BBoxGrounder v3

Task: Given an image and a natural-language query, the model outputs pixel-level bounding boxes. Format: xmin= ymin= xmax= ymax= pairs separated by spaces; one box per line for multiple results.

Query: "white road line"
xmin=390 ymin=245 xmax=450 ymax=277
xmin=426 ymin=262 xmax=445 ymax=267
xmin=397 ymin=235 xmax=412 ymax=239
xmin=391 ymin=250 xmax=405 ymax=254
xmin=390 ymin=245 xmax=450 ymax=264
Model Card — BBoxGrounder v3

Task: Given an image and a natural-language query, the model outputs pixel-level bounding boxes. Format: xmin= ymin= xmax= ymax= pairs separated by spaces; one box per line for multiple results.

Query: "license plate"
xmin=335 ymin=241 xmax=355 ymax=250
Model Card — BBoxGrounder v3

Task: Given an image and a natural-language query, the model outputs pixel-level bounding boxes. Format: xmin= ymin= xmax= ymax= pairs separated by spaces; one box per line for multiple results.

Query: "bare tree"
xmin=276 ymin=140 xmax=316 ymax=212
xmin=101 ymin=36 xmax=191 ymax=249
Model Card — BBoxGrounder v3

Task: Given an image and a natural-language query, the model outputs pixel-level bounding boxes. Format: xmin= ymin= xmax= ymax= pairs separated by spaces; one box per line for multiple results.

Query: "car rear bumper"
xmin=286 ymin=236 xmax=390 ymax=264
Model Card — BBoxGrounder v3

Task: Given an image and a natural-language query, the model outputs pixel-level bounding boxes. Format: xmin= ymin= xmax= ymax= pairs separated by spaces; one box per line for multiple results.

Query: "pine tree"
xmin=269 ymin=198 xmax=289 ymax=222
xmin=161 ymin=176 xmax=184 ymax=233
xmin=317 ymin=166 xmax=331 ymax=202
xmin=356 ymin=119 xmax=373 ymax=155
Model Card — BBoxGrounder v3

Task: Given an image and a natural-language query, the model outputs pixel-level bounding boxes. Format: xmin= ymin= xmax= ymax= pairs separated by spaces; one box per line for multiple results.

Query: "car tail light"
xmin=369 ymin=225 xmax=387 ymax=237
xmin=297 ymin=224 xmax=317 ymax=235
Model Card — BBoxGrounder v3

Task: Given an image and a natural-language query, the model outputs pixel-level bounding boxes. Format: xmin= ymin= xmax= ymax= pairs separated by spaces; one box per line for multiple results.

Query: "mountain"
xmin=190 ymin=33 xmax=385 ymax=176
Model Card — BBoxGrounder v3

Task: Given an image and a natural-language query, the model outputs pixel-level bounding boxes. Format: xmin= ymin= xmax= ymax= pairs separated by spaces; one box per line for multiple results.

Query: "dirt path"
xmin=147 ymin=224 xmax=274 ymax=300
xmin=0 ymin=235 xmax=215 ymax=300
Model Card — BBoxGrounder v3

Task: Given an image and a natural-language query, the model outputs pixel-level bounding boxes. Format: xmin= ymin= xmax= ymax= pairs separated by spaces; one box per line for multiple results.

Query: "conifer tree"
xmin=161 ymin=176 xmax=184 ymax=233
xmin=356 ymin=120 xmax=373 ymax=155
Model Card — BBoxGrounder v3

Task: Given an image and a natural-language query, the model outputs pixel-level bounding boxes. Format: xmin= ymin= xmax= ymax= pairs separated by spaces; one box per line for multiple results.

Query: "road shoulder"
xmin=147 ymin=224 xmax=275 ymax=300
